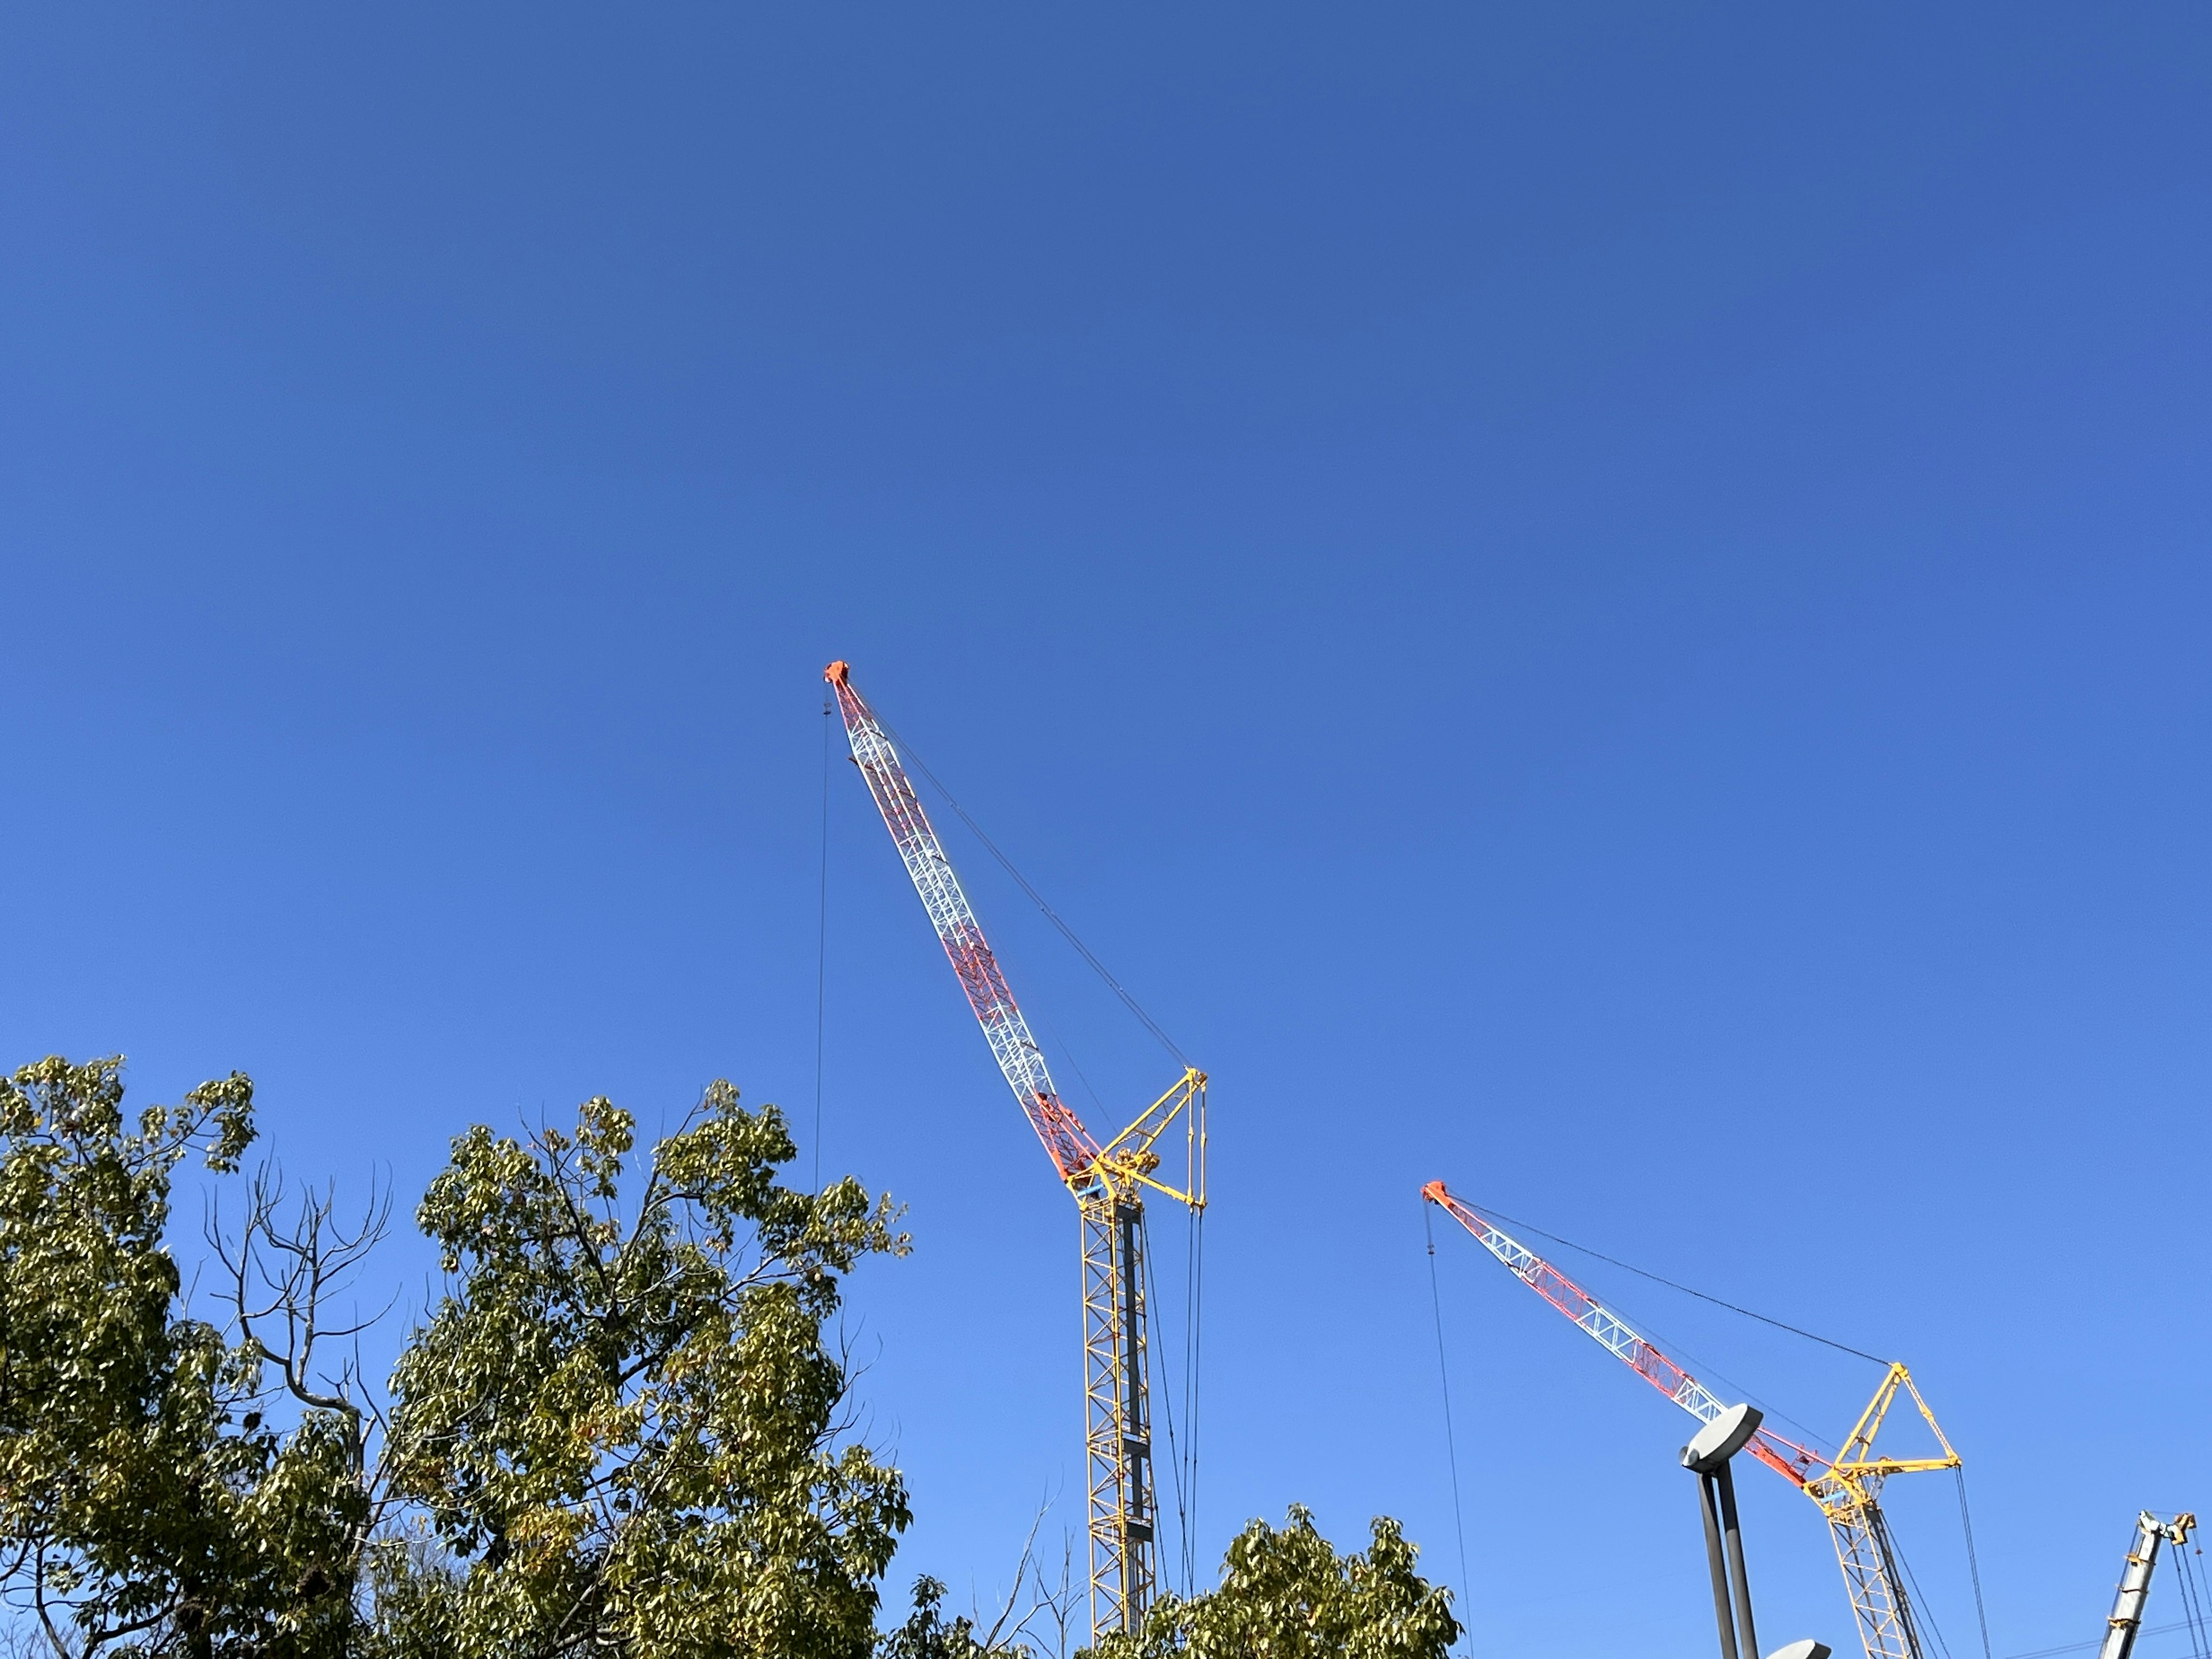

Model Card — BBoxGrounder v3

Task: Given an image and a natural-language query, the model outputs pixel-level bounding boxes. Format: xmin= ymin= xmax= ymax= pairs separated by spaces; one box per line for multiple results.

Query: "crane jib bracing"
xmin=1422 ymin=1181 xmax=1961 ymax=1659
xmin=828 ymin=662 xmax=1206 ymax=1639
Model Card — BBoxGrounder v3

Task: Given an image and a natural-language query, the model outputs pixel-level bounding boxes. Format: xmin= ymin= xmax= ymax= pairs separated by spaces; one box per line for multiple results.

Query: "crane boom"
xmin=2096 ymin=1512 xmax=2197 ymax=1659
xmin=1419 ymin=1181 xmax=1819 ymax=1488
xmin=828 ymin=663 xmax=1205 ymax=1639
xmin=1422 ymin=1181 xmax=1960 ymax=1659
xmin=828 ymin=663 xmax=1104 ymax=1184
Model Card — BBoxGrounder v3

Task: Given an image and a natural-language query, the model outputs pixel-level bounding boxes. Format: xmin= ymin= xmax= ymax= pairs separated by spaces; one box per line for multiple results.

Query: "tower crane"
xmin=827 ymin=662 xmax=1206 ymax=1638
xmin=1423 ymin=1182 xmax=1960 ymax=1659
xmin=2096 ymin=1512 xmax=2196 ymax=1659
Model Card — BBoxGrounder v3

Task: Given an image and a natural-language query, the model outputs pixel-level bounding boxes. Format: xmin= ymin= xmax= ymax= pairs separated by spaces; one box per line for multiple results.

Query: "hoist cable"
xmin=1460 ymin=1199 xmax=1888 ymax=1366
xmin=875 ymin=713 xmax=1190 ymax=1068
xmin=1141 ymin=1217 xmax=1191 ymax=1592
xmin=2176 ymin=1532 xmax=2211 ymax=1659
xmin=1892 ymin=1527 xmax=1955 ymax=1659
xmin=1183 ymin=1196 xmax=1204 ymax=1595
xmin=1424 ymin=1202 xmax=1475 ymax=1653
xmin=1955 ymin=1467 xmax=1994 ymax=1659
xmin=813 ymin=696 xmax=832 ymax=1188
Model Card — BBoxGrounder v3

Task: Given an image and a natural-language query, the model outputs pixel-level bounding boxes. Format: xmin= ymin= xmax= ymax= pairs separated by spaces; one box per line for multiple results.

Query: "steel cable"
xmin=814 ymin=695 xmax=832 ymax=1187
xmin=1460 ymin=1200 xmax=1888 ymax=1366
xmin=1956 ymin=1467 xmax=1995 ymax=1659
xmin=874 ymin=713 xmax=1191 ymax=1069
xmin=1424 ymin=1202 xmax=1475 ymax=1655
xmin=2176 ymin=1531 xmax=2211 ymax=1659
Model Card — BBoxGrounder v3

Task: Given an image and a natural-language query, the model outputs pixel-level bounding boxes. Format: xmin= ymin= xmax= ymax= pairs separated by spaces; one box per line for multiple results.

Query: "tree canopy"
xmin=376 ymin=1082 xmax=910 ymax=1659
xmin=2 ymin=1059 xmax=907 ymax=1659
xmin=0 ymin=1056 xmax=361 ymax=1659
xmin=3 ymin=1057 xmax=1454 ymax=1659
xmin=1085 ymin=1509 xmax=1459 ymax=1659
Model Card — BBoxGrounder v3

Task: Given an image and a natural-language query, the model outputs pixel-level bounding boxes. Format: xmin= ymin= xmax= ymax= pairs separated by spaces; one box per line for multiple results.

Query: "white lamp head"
xmin=1681 ymin=1402 xmax=1764 ymax=1474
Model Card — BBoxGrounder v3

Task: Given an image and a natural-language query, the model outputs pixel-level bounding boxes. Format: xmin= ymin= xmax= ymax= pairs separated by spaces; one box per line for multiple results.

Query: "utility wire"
xmin=1424 ymin=1202 xmax=1475 ymax=1654
xmin=1463 ymin=1199 xmax=1889 ymax=1366
xmin=815 ymin=697 xmax=832 ymax=1188
xmin=876 ymin=714 xmax=1190 ymax=1069
xmin=2005 ymin=1619 xmax=2197 ymax=1659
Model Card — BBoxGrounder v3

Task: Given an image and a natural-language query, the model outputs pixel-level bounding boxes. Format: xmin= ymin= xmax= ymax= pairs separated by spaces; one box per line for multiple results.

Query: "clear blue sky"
xmin=5 ymin=7 xmax=2209 ymax=1657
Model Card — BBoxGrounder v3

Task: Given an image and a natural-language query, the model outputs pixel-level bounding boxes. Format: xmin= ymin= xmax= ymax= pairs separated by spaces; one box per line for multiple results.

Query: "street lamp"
xmin=1683 ymin=1404 xmax=1765 ymax=1659
xmin=1680 ymin=1404 xmax=1831 ymax=1659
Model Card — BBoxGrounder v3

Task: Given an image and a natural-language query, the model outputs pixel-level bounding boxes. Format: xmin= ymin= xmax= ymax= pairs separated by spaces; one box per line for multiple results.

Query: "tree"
xmin=0 ymin=1056 xmax=365 ymax=1659
xmin=1086 ymin=1508 xmax=1459 ymax=1659
xmin=4 ymin=1058 xmax=1446 ymax=1659
xmin=2 ymin=1059 xmax=910 ymax=1659
xmin=876 ymin=1578 xmax=986 ymax=1659
xmin=373 ymin=1081 xmax=911 ymax=1659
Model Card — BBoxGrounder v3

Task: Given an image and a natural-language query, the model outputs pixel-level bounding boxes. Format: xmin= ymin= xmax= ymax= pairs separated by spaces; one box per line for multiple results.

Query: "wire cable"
xmin=1184 ymin=1195 xmax=1204 ymax=1596
xmin=1424 ymin=1202 xmax=1475 ymax=1654
xmin=1956 ymin=1467 xmax=1994 ymax=1659
xmin=876 ymin=713 xmax=1190 ymax=1068
xmin=2173 ymin=1551 xmax=2202 ymax=1659
xmin=814 ymin=695 xmax=832 ymax=1188
xmin=2176 ymin=1529 xmax=2210 ymax=1659
xmin=1441 ymin=1204 xmax=1836 ymax=1454
xmin=1141 ymin=1214 xmax=1191 ymax=1594
xmin=1462 ymin=1199 xmax=1889 ymax=1366
xmin=1893 ymin=1525 xmax=1956 ymax=1659
xmin=2003 ymin=1620 xmax=2194 ymax=1659
xmin=1601 ymin=1301 xmax=1836 ymax=1459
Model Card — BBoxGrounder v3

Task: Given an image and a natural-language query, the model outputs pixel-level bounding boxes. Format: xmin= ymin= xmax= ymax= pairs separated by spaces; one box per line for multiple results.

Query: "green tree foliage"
xmin=374 ymin=1082 xmax=911 ymax=1659
xmin=2 ymin=1060 xmax=908 ymax=1659
xmin=1088 ymin=1508 xmax=1458 ymax=1659
xmin=876 ymin=1578 xmax=986 ymax=1659
xmin=4 ymin=1055 xmax=1450 ymax=1659
xmin=0 ymin=1056 xmax=364 ymax=1659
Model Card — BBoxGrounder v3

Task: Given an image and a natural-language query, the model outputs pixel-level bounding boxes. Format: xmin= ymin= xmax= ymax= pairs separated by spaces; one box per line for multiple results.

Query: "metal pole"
xmin=1699 ymin=1471 xmax=1742 ymax=1659
xmin=1717 ymin=1459 xmax=1761 ymax=1659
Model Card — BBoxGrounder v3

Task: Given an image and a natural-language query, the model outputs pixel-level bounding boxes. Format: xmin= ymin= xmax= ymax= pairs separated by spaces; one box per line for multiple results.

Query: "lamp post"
xmin=1683 ymin=1403 xmax=1764 ymax=1659
xmin=1680 ymin=1404 xmax=1831 ymax=1659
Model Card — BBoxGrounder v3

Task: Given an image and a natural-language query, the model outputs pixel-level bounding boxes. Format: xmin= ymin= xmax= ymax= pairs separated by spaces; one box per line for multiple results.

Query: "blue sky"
xmin=5 ymin=7 xmax=2210 ymax=1656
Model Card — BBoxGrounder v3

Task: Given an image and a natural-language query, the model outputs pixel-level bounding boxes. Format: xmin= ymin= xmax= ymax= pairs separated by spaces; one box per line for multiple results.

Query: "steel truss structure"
xmin=1422 ymin=1181 xmax=1959 ymax=1659
xmin=830 ymin=662 xmax=1206 ymax=1638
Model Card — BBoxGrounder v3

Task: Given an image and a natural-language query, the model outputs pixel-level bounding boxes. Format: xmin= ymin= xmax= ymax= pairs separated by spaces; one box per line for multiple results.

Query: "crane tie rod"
xmin=1459 ymin=1199 xmax=1888 ymax=1366
xmin=871 ymin=711 xmax=1192 ymax=1070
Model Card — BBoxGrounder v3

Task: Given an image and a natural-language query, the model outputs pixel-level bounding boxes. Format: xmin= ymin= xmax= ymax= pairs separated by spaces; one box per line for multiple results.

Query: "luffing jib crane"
xmin=828 ymin=662 xmax=1206 ymax=1638
xmin=1423 ymin=1181 xmax=1960 ymax=1659
xmin=2096 ymin=1511 xmax=2197 ymax=1659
